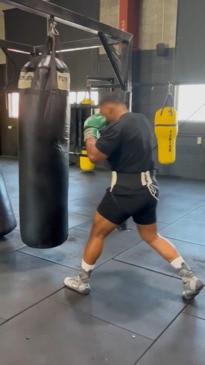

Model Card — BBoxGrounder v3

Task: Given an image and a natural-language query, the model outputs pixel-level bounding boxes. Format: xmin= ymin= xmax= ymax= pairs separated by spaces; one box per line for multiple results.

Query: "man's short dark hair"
xmin=99 ymin=93 xmax=126 ymax=106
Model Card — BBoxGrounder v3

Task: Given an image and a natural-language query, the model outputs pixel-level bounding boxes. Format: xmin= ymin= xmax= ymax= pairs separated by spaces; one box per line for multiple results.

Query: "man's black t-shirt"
xmin=96 ymin=112 xmax=155 ymax=173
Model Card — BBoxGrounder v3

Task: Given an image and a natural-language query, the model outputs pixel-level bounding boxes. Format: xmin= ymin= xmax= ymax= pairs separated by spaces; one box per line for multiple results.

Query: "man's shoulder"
xmin=103 ymin=120 xmax=120 ymax=131
xmin=120 ymin=112 xmax=148 ymax=121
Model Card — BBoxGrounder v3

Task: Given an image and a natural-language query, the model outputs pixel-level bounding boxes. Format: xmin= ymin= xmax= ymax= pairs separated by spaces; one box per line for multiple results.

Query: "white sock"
xmin=170 ymin=256 xmax=189 ymax=270
xmin=81 ymin=259 xmax=95 ymax=272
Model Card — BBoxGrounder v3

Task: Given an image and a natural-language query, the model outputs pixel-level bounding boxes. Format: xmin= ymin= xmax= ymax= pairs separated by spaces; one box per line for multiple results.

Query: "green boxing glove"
xmin=84 ymin=114 xmax=107 ymax=141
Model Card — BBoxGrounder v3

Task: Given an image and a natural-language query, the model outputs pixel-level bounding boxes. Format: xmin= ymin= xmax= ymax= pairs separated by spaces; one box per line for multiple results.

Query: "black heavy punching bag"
xmin=18 ymin=27 xmax=70 ymax=248
xmin=0 ymin=169 xmax=17 ymax=237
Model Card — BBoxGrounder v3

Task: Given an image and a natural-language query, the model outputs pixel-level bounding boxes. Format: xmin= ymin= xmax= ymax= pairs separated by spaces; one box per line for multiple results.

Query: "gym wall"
xmin=163 ymin=0 xmax=205 ymax=180
xmin=0 ymin=64 xmax=6 ymax=155
xmin=0 ymin=4 xmax=12 ymax=156
xmin=0 ymin=3 xmax=13 ymax=64
xmin=99 ymin=0 xmax=205 ymax=180
xmin=97 ymin=0 xmax=120 ymax=79
xmin=133 ymin=0 xmax=177 ymax=117
xmin=135 ymin=0 xmax=205 ymax=180
xmin=175 ymin=0 xmax=205 ymax=84
xmin=0 ymin=9 xmax=47 ymax=157
xmin=0 ymin=4 xmax=6 ymax=65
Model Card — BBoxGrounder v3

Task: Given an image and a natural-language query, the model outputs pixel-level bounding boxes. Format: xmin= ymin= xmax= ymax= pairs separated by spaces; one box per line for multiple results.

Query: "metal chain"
xmin=48 ymin=18 xmax=59 ymax=37
xmin=167 ymin=81 xmax=173 ymax=95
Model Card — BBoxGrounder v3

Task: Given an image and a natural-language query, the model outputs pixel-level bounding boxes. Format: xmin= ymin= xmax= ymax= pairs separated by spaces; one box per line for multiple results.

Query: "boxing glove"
xmin=84 ymin=114 xmax=107 ymax=141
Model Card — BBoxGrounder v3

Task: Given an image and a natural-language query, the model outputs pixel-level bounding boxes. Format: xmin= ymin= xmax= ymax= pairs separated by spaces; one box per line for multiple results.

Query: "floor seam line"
xmin=133 ymin=304 xmax=188 ymax=364
xmin=0 ymin=287 xmax=64 ymax=326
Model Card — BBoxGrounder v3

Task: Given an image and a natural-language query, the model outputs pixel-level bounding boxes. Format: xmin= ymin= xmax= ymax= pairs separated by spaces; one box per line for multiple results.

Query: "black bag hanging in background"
xmin=18 ymin=22 xmax=70 ymax=248
xmin=0 ymin=169 xmax=17 ymax=237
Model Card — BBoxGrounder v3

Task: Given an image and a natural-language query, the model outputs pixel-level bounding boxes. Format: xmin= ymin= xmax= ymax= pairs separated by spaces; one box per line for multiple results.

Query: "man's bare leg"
xmin=83 ymin=211 xmax=117 ymax=264
xmin=64 ymin=212 xmax=117 ymax=294
xmin=137 ymin=223 xmax=179 ymax=262
xmin=137 ymin=223 xmax=204 ymax=300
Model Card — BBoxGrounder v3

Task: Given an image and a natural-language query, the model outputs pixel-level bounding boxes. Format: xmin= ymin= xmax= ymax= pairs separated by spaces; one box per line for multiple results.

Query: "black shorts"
xmin=97 ymin=187 xmax=158 ymax=225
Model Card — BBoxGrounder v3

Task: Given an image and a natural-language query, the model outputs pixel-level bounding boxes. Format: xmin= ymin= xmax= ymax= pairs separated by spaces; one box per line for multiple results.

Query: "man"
xmin=64 ymin=94 xmax=204 ymax=300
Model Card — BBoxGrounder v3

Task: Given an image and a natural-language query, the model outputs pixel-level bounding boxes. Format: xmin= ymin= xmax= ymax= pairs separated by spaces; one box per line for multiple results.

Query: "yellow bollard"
xmin=79 ymin=148 xmax=95 ymax=171
xmin=154 ymin=106 xmax=178 ymax=164
xmin=80 ymin=98 xmax=94 ymax=105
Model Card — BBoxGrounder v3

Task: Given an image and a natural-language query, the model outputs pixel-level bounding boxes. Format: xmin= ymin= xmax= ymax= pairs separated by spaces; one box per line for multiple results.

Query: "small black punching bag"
xmin=18 ymin=30 xmax=70 ymax=248
xmin=0 ymin=169 xmax=17 ymax=237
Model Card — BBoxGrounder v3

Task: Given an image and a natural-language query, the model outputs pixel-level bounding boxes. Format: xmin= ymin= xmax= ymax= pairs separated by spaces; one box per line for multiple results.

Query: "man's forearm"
xmin=86 ymin=138 xmax=97 ymax=162
xmin=85 ymin=138 xmax=107 ymax=163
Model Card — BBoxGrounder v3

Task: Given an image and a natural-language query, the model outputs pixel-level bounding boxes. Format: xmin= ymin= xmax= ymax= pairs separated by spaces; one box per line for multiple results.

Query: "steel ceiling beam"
xmin=0 ymin=0 xmax=133 ymax=94
xmin=2 ymin=0 xmax=132 ymax=42
xmin=0 ymin=39 xmax=34 ymax=53
xmin=0 ymin=37 xmax=119 ymax=54
xmin=34 ymin=37 xmax=119 ymax=54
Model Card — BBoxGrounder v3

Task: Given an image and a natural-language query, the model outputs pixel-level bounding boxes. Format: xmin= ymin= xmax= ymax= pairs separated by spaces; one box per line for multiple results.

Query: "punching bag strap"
xmin=47 ymin=16 xmax=62 ymax=60
xmin=48 ymin=17 xmax=63 ymax=90
xmin=160 ymin=82 xmax=174 ymax=116
xmin=48 ymin=17 xmax=59 ymax=37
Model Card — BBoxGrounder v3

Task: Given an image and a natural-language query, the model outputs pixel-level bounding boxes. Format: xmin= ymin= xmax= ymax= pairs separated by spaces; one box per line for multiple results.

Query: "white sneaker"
xmin=64 ymin=269 xmax=91 ymax=295
xmin=179 ymin=264 xmax=204 ymax=300
xmin=182 ymin=274 xmax=204 ymax=300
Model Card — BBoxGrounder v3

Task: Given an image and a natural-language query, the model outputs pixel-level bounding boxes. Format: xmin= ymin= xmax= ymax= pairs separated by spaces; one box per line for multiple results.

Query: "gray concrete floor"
xmin=1 ymin=158 xmax=205 ymax=365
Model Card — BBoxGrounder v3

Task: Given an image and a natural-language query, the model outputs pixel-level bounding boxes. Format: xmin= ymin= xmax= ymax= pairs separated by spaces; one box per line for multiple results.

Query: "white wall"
xmin=0 ymin=4 xmax=13 ymax=64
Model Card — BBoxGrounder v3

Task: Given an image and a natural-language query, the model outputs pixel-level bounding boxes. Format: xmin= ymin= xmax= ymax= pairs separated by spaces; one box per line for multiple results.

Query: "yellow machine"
xmin=79 ymin=148 xmax=95 ymax=171
xmin=79 ymin=100 xmax=97 ymax=171
xmin=80 ymin=98 xmax=94 ymax=105
xmin=154 ymin=87 xmax=178 ymax=164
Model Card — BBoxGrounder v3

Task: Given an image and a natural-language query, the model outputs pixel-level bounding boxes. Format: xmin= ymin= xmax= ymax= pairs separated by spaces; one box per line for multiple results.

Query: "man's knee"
xmin=90 ymin=211 xmax=116 ymax=238
xmin=142 ymin=233 xmax=158 ymax=245
xmin=137 ymin=223 xmax=158 ymax=244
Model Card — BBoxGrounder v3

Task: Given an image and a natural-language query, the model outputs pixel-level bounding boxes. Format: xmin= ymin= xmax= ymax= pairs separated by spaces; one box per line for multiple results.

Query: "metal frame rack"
xmin=0 ymin=0 xmax=133 ymax=99
xmin=0 ymin=0 xmax=132 ymax=231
